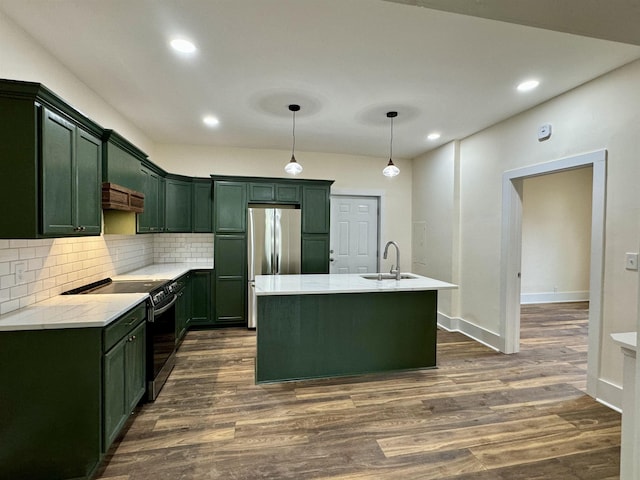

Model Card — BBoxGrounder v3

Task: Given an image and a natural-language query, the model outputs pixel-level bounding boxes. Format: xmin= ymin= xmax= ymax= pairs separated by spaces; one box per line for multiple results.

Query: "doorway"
xmin=330 ymin=195 xmax=380 ymax=274
xmin=500 ymin=149 xmax=606 ymax=397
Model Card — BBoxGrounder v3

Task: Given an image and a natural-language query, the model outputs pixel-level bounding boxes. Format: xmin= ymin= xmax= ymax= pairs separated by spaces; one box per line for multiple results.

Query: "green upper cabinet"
xmin=276 ymin=183 xmax=300 ymax=203
xmin=138 ymin=164 xmax=163 ymax=233
xmin=102 ymin=130 xmax=146 ymax=192
xmin=247 ymin=182 xmax=300 ymax=203
xmin=75 ymin=130 xmax=103 ymax=234
xmin=302 ymin=184 xmax=331 ymax=234
xmin=165 ymin=177 xmax=192 ymax=232
xmin=248 ymin=182 xmax=275 ymax=202
xmin=0 ymin=80 xmax=104 ymax=239
xmin=214 ymin=181 xmax=246 ymax=233
xmin=192 ymin=180 xmax=213 ymax=233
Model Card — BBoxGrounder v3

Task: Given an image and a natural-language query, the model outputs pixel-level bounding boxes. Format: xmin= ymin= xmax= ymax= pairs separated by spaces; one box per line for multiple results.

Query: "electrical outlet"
xmin=15 ymin=262 xmax=26 ymax=284
xmin=625 ymin=253 xmax=639 ymax=271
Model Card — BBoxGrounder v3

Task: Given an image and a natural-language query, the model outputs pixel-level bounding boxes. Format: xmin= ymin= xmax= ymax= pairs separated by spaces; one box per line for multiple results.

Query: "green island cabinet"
xmin=0 ymin=79 xmax=103 ymax=239
xmin=212 ymin=176 xmax=333 ymax=327
xmin=0 ymin=301 xmax=147 ymax=480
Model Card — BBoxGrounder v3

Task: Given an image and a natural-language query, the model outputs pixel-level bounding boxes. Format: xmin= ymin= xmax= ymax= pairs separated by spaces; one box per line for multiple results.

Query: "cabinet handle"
xmin=125 ymin=318 xmax=137 ymax=326
xmin=73 ymin=226 xmax=85 ymax=232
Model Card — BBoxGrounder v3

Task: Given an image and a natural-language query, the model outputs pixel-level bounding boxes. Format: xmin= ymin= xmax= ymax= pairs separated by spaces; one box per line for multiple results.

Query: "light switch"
xmin=625 ymin=253 xmax=639 ymax=271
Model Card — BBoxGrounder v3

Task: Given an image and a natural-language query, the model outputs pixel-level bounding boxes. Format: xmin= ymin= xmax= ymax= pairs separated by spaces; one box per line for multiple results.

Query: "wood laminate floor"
xmin=96 ymin=302 xmax=621 ymax=479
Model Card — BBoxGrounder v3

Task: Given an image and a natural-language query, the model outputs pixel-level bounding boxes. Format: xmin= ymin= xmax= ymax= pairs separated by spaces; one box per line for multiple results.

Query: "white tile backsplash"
xmin=153 ymin=233 xmax=214 ymax=264
xmin=0 ymin=232 xmax=214 ymax=315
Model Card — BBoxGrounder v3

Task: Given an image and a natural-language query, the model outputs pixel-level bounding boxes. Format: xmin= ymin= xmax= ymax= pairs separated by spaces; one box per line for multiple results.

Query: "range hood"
xmin=102 ymin=183 xmax=144 ymax=235
xmin=102 ymin=183 xmax=144 ymax=212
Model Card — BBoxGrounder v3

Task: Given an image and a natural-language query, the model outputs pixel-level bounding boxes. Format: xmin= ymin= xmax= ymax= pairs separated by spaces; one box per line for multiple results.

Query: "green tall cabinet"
xmin=0 ymin=80 xmax=103 ymax=239
xmin=212 ymin=176 xmax=333 ymax=327
xmin=213 ymin=180 xmax=247 ymax=326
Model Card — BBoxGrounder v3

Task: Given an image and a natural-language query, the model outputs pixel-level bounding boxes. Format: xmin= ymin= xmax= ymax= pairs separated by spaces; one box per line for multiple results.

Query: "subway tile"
xmin=28 ymin=257 xmax=44 ymax=271
xmin=0 ymin=249 xmax=19 ymax=263
xmin=1 ymin=299 xmax=20 ymax=315
xmin=1 ymin=274 xmax=15 ymax=290
xmin=19 ymin=295 xmax=36 ymax=309
xmin=9 ymin=239 xmax=28 ymax=248
xmin=0 ymin=240 xmax=9 ymax=249
xmin=19 ymin=247 xmax=36 ymax=259
xmin=0 ymin=262 xmax=9 ymax=276
xmin=10 ymin=284 xmax=28 ymax=299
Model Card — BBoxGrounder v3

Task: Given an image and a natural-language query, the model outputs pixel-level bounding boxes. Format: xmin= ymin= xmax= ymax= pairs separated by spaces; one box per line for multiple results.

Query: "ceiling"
xmin=1 ymin=0 xmax=640 ymax=160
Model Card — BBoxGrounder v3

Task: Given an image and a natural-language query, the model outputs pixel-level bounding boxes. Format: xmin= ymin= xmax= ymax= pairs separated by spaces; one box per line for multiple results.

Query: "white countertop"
xmin=0 ymin=293 xmax=148 ymax=331
xmin=612 ymin=332 xmax=637 ymax=353
xmin=254 ymin=273 xmax=457 ymax=296
xmin=112 ymin=261 xmax=213 ymax=281
xmin=0 ymin=262 xmax=214 ymax=331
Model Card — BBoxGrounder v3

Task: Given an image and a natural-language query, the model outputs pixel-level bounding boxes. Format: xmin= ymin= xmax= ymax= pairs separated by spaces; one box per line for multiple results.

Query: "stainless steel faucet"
xmin=383 ymin=241 xmax=401 ymax=280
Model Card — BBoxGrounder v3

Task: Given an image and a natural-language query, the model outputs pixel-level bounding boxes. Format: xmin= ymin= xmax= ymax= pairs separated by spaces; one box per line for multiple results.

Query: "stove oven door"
xmin=147 ymin=295 xmax=177 ymax=400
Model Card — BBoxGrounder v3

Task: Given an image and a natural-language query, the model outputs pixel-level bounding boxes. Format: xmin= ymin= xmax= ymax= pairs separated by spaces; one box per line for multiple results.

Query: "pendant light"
xmin=382 ymin=111 xmax=400 ymax=177
xmin=284 ymin=104 xmax=303 ymax=175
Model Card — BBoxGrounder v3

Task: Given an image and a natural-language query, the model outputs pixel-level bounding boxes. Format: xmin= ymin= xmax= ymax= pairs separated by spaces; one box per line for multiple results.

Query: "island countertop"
xmin=254 ymin=273 xmax=457 ymax=296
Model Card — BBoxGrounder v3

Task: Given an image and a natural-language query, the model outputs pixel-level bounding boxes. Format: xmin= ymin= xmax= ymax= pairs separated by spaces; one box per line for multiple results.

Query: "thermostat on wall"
xmin=538 ymin=123 xmax=552 ymax=141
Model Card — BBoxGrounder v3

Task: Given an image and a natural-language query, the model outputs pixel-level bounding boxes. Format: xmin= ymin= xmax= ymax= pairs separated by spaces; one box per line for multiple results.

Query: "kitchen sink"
xmin=360 ymin=273 xmax=419 ymax=280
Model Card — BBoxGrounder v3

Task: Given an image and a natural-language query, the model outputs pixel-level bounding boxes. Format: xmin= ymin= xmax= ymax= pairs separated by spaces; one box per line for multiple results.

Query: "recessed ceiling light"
xmin=170 ymin=38 xmax=197 ymax=54
xmin=517 ymin=79 xmax=540 ymax=92
xmin=203 ymin=115 xmax=219 ymax=127
xmin=427 ymin=132 xmax=441 ymax=141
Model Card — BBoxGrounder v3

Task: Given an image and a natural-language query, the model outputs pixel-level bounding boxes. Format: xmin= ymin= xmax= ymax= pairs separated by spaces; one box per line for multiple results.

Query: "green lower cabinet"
xmin=103 ymin=319 xmax=146 ymax=451
xmin=0 ymin=328 xmax=102 ymax=480
xmin=189 ymin=270 xmax=214 ymax=327
xmin=214 ymin=235 xmax=246 ymax=326
xmin=175 ymin=273 xmax=192 ymax=343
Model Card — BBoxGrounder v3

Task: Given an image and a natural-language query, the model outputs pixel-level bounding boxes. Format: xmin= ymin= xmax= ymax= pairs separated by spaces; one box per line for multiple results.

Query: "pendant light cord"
xmin=389 ymin=116 xmax=393 ymax=160
xmin=291 ymin=110 xmax=296 ymax=158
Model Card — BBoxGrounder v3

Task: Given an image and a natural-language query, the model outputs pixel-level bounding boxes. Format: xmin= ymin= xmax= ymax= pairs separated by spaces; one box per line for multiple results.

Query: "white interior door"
xmin=330 ymin=195 xmax=379 ymax=274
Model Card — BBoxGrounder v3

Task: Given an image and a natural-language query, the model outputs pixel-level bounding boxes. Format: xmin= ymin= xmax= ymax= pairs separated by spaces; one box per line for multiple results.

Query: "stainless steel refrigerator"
xmin=247 ymin=205 xmax=301 ymax=328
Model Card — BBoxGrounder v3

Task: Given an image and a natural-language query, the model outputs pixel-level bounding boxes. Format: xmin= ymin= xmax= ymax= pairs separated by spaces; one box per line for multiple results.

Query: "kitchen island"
xmin=254 ymin=273 xmax=456 ymax=383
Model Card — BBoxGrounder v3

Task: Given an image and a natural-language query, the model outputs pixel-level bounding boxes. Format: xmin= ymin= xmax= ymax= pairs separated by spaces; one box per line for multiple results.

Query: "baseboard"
xmin=437 ymin=312 xmax=501 ymax=352
xmin=596 ymin=378 xmax=622 ymax=413
xmin=520 ymin=290 xmax=589 ymax=304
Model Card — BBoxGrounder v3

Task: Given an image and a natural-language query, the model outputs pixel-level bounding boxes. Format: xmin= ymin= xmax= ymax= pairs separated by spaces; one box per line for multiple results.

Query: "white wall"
xmin=153 ymin=144 xmax=413 ymax=272
xmin=415 ymin=58 xmax=640 ymax=389
xmin=411 ymin=141 xmax=459 ymax=316
xmin=0 ymin=9 xmax=154 ymax=155
xmin=521 ymin=167 xmax=592 ymax=303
